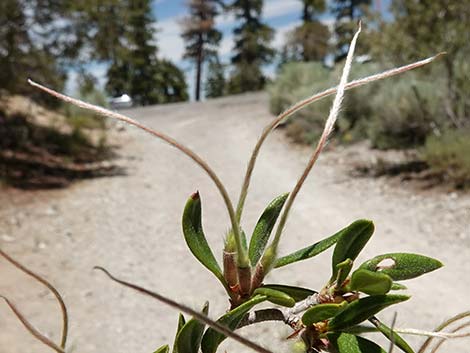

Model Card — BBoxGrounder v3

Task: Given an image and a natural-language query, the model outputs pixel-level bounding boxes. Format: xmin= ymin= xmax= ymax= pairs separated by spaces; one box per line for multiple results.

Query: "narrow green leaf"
xmin=249 ymin=193 xmax=289 ymax=266
xmin=172 ymin=314 xmax=186 ymax=353
xmin=328 ymin=295 xmax=409 ymax=331
xmin=331 ymin=220 xmax=374 ymax=282
xmin=253 ymin=287 xmax=295 ymax=307
xmin=182 ymin=193 xmax=224 ymax=284
xmin=176 ymin=302 xmax=209 ymax=353
xmin=327 ymin=333 xmax=386 ymax=353
xmin=154 ymin=345 xmax=170 ymax=353
xmin=336 ymin=258 xmax=354 ymax=287
xmin=274 ymin=220 xmax=359 ymax=268
xmin=201 ymin=295 xmax=267 ymax=353
xmin=370 ymin=317 xmax=415 ymax=353
xmin=350 ymin=269 xmax=393 ymax=295
xmin=261 ymin=284 xmax=316 ymax=302
xmin=391 ymin=283 xmax=407 ymax=291
xmin=359 ymin=253 xmax=443 ymax=281
xmin=302 ymin=303 xmax=347 ymax=326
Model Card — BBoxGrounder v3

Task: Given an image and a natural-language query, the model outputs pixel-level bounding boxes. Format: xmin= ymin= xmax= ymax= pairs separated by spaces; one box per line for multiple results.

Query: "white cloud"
xmin=155 ymin=17 xmax=185 ymax=62
xmin=263 ymin=0 xmax=302 ymax=20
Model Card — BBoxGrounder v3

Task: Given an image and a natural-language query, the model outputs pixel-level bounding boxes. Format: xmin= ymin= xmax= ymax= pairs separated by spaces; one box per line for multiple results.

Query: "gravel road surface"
xmin=1 ymin=93 xmax=469 ymax=353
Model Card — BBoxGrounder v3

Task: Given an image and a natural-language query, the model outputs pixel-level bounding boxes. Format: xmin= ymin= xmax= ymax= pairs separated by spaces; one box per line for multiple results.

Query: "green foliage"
xmin=252 ymin=287 xmax=295 ymax=307
xmin=331 ymin=220 xmax=374 ymax=282
xmin=227 ymin=0 xmax=275 ymax=93
xmin=260 ymin=284 xmax=316 ymax=302
xmin=367 ymin=75 xmax=443 ymax=149
xmin=302 ymin=303 xmax=346 ymax=326
xmin=331 ymin=0 xmax=372 ymax=61
xmin=205 ymin=59 xmax=226 ymax=98
xmin=103 ymin=0 xmax=188 ymax=105
xmin=175 ymin=302 xmax=209 ymax=353
xmin=153 ymin=345 xmax=169 ymax=353
xmin=359 ymin=253 xmax=443 ymax=281
xmin=422 ymin=129 xmax=470 ymax=188
xmin=181 ymin=0 xmax=222 ymax=101
xmin=328 ymin=295 xmax=409 ymax=331
xmin=0 ymin=0 xmax=66 ymax=106
xmin=370 ymin=0 xmax=470 ymax=128
xmin=349 ymin=270 xmax=392 ymax=295
xmin=274 ymin=219 xmax=361 ymax=268
xmin=249 ymin=192 xmax=288 ymax=266
xmin=371 ymin=319 xmax=415 ymax=353
xmin=327 ymin=333 xmax=386 ymax=353
xmin=201 ymin=295 xmax=266 ymax=353
xmin=182 ymin=193 xmax=225 ymax=286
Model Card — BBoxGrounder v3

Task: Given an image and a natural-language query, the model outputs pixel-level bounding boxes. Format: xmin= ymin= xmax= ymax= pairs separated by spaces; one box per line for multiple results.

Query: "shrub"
xmin=367 ymin=73 xmax=445 ymax=149
xmin=422 ymin=129 xmax=470 ymax=188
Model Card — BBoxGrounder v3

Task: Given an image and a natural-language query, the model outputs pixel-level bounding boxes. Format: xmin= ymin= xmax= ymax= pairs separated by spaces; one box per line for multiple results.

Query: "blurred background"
xmin=1 ymin=0 xmax=469 ymax=188
xmin=0 ymin=1 xmax=470 ymax=353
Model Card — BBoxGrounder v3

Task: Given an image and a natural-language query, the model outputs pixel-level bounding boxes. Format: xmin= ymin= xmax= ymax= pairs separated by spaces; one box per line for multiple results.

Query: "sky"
xmin=69 ymin=0 xmax=390 ymax=99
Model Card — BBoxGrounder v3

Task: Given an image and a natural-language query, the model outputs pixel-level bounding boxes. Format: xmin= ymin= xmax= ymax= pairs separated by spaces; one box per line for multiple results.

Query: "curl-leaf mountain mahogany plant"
xmin=16 ymin=27 xmax=452 ymax=353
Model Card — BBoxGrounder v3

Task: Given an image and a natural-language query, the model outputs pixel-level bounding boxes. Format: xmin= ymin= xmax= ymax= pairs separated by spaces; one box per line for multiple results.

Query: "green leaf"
xmin=201 ymin=295 xmax=267 ymax=353
xmin=336 ymin=258 xmax=354 ymax=287
xmin=172 ymin=314 xmax=186 ymax=353
xmin=349 ymin=269 xmax=393 ymax=295
xmin=249 ymin=193 xmax=289 ymax=266
xmin=327 ymin=333 xmax=386 ymax=353
xmin=253 ymin=287 xmax=296 ymax=307
xmin=328 ymin=295 xmax=409 ymax=331
xmin=370 ymin=318 xmax=415 ymax=353
xmin=274 ymin=220 xmax=358 ymax=268
xmin=359 ymin=253 xmax=443 ymax=281
xmin=391 ymin=283 xmax=407 ymax=291
xmin=331 ymin=220 xmax=374 ymax=282
xmin=261 ymin=284 xmax=316 ymax=302
xmin=182 ymin=193 xmax=224 ymax=284
xmin=176 ymin=302 xmax=209 ymax=353
xmin=302 ymin=303 xmax=347 ymax=326
xmin=153 ymin=345 xmax=170 ymax=353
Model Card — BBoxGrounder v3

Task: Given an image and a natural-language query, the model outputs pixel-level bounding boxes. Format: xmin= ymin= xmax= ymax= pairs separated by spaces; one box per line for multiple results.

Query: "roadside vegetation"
xmin=269 ymin=0 xmax=470 ymax=189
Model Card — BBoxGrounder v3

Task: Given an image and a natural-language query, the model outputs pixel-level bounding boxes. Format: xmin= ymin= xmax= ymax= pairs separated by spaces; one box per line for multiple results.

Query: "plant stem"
xmin=28 ymin=79 xmax=249 ymax=267
xmin=95 ymin=266 xmax=273 ymax=353
xmin=235 ymin=53 xmax=445 ymax=223
xmin=0 ymin=248 xmax=68 ymax=349
xmin=269 ymin=23 xmax=361 ymax=257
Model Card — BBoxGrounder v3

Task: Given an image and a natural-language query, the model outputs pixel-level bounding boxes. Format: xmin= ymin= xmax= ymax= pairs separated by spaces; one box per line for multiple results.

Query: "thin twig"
xmin=238 ymin=293 xmax=320 ymax=329
xmin=0 ymin=248 xmax=68 ymax=348
xmin=429 ymin=320 xmax=470 ymax=353
xmin=0 ymin=296 xmax=65 ymax=353
xmin=418 ymin=311 xmax=470 ymax=353
xmin=395 ymin=328 xmax=470 ymax=339
xmin=388 ymin=312 xmax=398 ymax=353
xmin=28 ymin=79 xmax=248 ymax=266
xmin=269 ymin=23 xmax=361 ymax=255
xmin=94 ymin=266 xmax=273 ymax=353
xmin=235 ymin=52 xmax=445 ymax=222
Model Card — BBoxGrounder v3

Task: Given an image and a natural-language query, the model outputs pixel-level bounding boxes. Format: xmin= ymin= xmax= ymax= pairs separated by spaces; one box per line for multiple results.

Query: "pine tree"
xmin=331 ymin=0 xmax=371 ymax=61
xmin=104 ymin=0 xmax=188 ymax=105
xmin=371 ymin=0 xmax=470 ymax=128
xmin=205 ymin=58 xmax=226 ymax=98
xmin=0 ymin=0 xmax=66 ymax=103
xmin=282 ymin=0 xmax=329 ymax=63
xmin=227 ymin=0 xmax=275 ymax=94
xmin=181 ymin=0 xmax=222 ymax=101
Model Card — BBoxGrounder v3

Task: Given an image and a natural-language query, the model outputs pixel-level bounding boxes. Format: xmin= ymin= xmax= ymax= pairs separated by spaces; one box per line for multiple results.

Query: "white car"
xmin=108 ymin=94 xmax=133 ymax=109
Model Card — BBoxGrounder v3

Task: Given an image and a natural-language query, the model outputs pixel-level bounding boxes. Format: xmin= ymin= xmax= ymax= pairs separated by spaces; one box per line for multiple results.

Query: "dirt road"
xmin=1 ymin=93 xmax=469 ymax=353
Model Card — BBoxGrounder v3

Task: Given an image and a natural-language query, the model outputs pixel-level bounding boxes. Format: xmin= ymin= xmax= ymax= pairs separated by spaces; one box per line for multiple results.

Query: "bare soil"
xmin=0 ymin=93 xmax=469 ymax=353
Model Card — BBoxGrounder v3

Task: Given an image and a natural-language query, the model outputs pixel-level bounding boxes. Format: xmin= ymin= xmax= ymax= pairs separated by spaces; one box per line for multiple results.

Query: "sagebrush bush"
xmin=269 ymin=61 xmax=452 ymax=149
xmin=367 ymin=73 xmax=444 ymax=149
xmin=422 ymin=129 xmax=470 ymax=188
